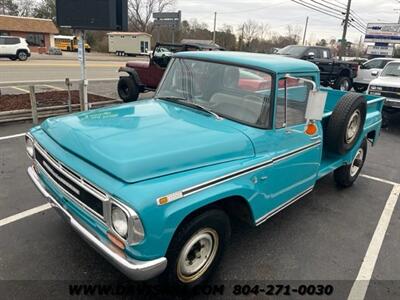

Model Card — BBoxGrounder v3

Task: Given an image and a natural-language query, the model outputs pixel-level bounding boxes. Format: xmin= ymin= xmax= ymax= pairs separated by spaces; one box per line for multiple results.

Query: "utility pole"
xmin=302 ymin=16 xmax=309 ymax=45
xmin=340 ymin=0 xmax=352 ymax=59
xmin=213 ymin=12 xmax=217 ymax=44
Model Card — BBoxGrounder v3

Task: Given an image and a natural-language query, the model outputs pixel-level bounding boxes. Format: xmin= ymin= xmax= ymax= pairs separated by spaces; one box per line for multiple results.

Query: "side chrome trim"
xmin=255 ymin=187 xmax=314 ymax=226
xmin=157 ymin=141 xmax=321 ymax=205
xmin=27 ymin=166 xmax=167 ymax=281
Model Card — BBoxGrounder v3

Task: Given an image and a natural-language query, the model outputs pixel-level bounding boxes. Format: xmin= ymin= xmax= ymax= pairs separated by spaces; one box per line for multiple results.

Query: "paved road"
xmin=0 ymin=118 xmax=399 ymax=299
xmin=0 ymin=58 xmax=132 ymax=82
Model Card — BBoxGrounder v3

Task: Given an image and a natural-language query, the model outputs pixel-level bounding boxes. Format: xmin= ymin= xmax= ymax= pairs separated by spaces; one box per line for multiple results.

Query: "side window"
xmin=275 ymin=77 xmax=313 ymax=128
xmin=0 ymin=37 xmax=5 ymax=45
xmin=363 ymin=60 xmax=381 ymax=69
xmin=321 ymin=50 xmax=329 ymax=59
xmin=380 ymin=60 xmax=392 ymax=68
xmin=5 ymin=38 xmax=19 ymax=45
xmin=307 ymin=48 xmax=318 ymax=58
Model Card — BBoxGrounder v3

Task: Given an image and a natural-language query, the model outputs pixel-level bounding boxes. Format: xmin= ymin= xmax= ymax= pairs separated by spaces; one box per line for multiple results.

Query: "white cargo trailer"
xmin=107 ymin=32 xmax=152 ymax=56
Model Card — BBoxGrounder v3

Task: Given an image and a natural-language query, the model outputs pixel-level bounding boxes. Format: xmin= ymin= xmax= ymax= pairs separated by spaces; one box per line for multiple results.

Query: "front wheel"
xmin=334 ymin=139 xmax=367 ymax=187
xmin=162 ymin=209 xmax=231 ymax=288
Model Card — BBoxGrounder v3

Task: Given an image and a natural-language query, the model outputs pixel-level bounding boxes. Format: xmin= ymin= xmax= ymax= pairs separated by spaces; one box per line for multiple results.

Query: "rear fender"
xmin=118 ymin=67 xmax=144 ymax=90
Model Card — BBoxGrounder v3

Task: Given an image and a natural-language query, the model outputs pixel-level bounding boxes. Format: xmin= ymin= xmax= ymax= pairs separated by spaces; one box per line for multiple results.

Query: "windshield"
xmin=277 ymin=45 xmax=306 ymax=57
xmin=156 ymin=58 xmax=273 ymax=127
xmin=380 ymin=63 xmax=400 ymax=77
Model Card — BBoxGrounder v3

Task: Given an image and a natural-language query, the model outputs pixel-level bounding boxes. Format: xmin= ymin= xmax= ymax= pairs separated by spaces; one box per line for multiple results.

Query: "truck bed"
xmin=318 ymin=88 xmax=385 ymax=179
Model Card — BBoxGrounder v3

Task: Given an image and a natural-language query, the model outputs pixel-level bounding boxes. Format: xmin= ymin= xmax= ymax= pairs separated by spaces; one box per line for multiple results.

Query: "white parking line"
xmin=361 ymin=174 xmax=399 ymax=186
xmin=12 ymin=86 xmax=29 ymax=93
xmin=0 ymin=203 xmax=51 ymax=227
xmin=348 ymin=181 xmax=400 ymax=300
xmin=0 ymin=133 xmax=25 ymax=141
xmin=43 ymin=84 xmax=64 ymax=91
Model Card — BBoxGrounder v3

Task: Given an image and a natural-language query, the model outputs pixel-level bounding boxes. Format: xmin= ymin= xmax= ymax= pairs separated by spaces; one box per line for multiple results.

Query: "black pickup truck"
xmin=277 ymin=45 xmax=358 ymax=91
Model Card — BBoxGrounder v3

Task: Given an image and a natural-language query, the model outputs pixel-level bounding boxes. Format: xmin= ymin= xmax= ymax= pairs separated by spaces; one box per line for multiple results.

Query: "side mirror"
xmin=305 ymin=90 xmax=327 ymax=121
xmin=307 ymin=52 xmax=315 ymax=59
xmin=371 ymin=70 xmax=379 ymax=77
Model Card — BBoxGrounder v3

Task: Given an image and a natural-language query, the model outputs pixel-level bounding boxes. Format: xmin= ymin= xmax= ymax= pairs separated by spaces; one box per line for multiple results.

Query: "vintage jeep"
xmin=117 ymin=42 xmax=223 ymax=102
xmin=27 ymin=52 xmax=384 ymax=288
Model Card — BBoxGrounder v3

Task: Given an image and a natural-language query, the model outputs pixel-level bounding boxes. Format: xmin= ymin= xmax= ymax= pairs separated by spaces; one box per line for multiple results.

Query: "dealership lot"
xmin=0 ymin=118 xmax=399 ymax=299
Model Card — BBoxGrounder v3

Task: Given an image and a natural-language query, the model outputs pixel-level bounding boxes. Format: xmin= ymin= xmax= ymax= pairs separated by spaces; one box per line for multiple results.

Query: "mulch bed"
xmin=0 ymin=91 xmax=114 ymax=112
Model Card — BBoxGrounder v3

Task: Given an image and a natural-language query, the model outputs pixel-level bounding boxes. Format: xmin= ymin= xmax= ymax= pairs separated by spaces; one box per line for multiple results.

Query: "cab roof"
xmin=174 ymin=51 xmax=319 ymax=74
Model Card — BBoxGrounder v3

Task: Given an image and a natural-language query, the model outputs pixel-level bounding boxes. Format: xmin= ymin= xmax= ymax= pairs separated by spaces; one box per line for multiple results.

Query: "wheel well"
xmin=176 ymin=196 xmax=254 ymax=231
xmin=339 ymin=69 xmax=351 ymax=78
xmin=367 ymin=130 xmax=376 ymax=143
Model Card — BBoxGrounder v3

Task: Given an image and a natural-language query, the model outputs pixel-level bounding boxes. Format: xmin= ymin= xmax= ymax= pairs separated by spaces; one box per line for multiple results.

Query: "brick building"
xmin=0 ymin=15 xmax=59 ymax=53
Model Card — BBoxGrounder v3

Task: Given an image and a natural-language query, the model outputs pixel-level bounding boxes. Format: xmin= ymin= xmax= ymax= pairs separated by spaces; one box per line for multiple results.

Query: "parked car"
xmin=117 ymin=42 xmax=224 ymax=102
xmin=368 ymin=60 xmax=400 ymax=127
xmin=276 ymin=45 xmax=359 ymax=91
xmin=27 ymin=52 xmax=384 ymax=288
xmin=0 ymin=36 xmax=30 ymax=61
xmin=154 ymin=47 xmax=173 ymax=57
xmin=354 ymin=58 xmax=397 ymax=93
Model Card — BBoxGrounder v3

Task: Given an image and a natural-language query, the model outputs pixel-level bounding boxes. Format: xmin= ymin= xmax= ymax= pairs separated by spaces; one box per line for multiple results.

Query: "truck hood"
xmin=126 ymin=60 xmax=150 ymax=69
xmin=370 ymin=76 xmax=400 ymax=88
xmin=40 ymin=100 xmax=254 ymax=183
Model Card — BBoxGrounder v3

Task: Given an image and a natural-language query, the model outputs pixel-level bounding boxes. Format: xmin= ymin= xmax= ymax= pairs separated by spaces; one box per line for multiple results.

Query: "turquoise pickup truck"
xmin=26 ymin=52 xmax=384 ymax=288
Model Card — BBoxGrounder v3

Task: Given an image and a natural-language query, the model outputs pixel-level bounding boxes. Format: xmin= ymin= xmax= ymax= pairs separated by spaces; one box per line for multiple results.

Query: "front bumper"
xmin=27 ymin=166 xmax=167 ymax=281
xmin=385 ymin=98 xmax=400 ymax=109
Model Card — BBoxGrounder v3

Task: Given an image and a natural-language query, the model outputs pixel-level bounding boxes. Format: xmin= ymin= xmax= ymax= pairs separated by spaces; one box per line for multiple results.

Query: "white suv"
xmin=0 ymin=36 xmax=31 ymax=61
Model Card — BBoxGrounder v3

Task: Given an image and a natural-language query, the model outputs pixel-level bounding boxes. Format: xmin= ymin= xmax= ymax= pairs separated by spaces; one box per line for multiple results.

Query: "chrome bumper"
xmin=27 ymin=166 xmax=167 ymax=281
xmin=385 ymin=98 xmax=400 ymax=109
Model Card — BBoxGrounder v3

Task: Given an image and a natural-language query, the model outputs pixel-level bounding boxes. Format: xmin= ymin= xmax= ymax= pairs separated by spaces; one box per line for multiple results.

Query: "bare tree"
xmin=240 ymin=20 xmax=259 ymax=44
xmin=16 ymin=0 xmax=35 ymax=16
xmin=0 ymin=0 xmax=19 ymax=15
xmin=128 ymin=0 xmax=175 ymax=33
xmin=285 ymin=25 xmax=303 ymax=44
xmin=258 ymin=23 xmax=270 ymax=41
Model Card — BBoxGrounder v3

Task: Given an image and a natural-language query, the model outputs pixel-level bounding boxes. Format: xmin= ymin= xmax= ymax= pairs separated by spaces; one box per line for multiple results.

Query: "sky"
xmin=175 ymin=0 xmax=399 ymax=44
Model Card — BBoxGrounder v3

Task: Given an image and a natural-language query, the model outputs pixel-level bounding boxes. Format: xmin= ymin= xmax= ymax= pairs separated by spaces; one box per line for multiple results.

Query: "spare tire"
xmin=326 ymin=93 xmax=366 ymax=154
xmin=118 ymin=76 xmax=139 ymax=102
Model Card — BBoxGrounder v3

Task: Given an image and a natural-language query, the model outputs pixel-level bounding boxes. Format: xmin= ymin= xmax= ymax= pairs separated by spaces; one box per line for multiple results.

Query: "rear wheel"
xmin=334 ymin=139 xmax=367 ymax=187
xmin=334 ymin=76 xmax=352 ymax=91
xmin=117 ymin=76 xmax=139 ymax=102
xmin=162 ymin=209 xmax=231 ymax=288
xmin=17 ymin=51 xmax=28 ymax=61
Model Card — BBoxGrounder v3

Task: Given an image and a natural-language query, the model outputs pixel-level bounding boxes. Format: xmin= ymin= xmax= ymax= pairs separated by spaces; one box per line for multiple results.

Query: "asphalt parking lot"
xmin=0 ymin=117 xmax=399 ymax=299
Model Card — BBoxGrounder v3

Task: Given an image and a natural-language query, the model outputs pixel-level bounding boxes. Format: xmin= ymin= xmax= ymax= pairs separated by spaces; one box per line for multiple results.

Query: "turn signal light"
xmin=107 ymin=231 xmax=125 ymax=250
xmin=305 ymin=122 xmax=318 ymax=135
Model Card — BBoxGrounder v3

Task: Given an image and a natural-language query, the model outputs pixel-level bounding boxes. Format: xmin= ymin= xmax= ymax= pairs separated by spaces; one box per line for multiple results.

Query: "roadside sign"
xmin=153 ymin=19 xmax=180 ymax=27
xmin=365 ymin=23 xmax=400 ymax=44
xmin=366 ymin=45 xmax=394 ymax=56
xmin=153 ymin=12 xmax=181 ymax=19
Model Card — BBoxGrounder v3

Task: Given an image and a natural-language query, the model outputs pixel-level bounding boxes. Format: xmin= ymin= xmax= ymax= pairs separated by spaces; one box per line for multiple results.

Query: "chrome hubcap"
xmin=350 ymin=148 xmax=364 ymax=177
xmin=340 ymin=80 xmax=350 ymax=91
xmin=177 ymin=228 xmax=219 ymax=283
xmin=346 ymin=110 xmax=361 ymax=144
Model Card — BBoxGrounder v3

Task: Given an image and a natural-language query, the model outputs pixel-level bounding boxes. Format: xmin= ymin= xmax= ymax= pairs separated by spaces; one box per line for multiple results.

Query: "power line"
xmin=291 ymin=0 xmax=366 ymax=35
xmin=304 ymin=0 xmax=366 ymax=29
xmin=290 ymin=0 xmax=343 ymax=21
xmin=327 ymin=0 xmax=368 ymax=26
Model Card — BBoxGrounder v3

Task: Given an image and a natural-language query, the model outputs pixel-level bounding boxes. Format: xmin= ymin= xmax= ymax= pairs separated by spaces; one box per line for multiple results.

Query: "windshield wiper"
xmin=157 ymin=96 xmax=222 ymax=120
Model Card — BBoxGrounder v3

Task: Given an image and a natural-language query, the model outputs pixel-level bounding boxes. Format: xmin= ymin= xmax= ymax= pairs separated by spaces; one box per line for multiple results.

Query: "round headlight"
xmin=25 ymin=136 xmax=34 ymax=158
xmin=111 ymin=206 xmax=128 ymax=238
